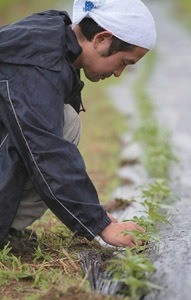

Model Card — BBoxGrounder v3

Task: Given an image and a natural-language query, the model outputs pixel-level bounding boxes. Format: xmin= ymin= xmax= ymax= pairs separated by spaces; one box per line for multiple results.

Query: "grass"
xmin=0 ymin=211 xmax=118 ymax=300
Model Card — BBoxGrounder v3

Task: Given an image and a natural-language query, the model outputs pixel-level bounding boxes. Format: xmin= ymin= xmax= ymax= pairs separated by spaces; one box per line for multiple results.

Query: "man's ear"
xmin=92 ymin=31 xmax=113 ymax=50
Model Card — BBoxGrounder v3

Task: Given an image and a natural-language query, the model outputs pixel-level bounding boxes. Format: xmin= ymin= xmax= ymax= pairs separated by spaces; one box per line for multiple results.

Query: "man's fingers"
xmin=126 ymin=234 xmax=143 ymax=247
xmin=129 ymin=241 xmax=136 ymax=248
xmin=135 ymin=224 xmax=145 ymax=233
xmin=121 ymin=234 xmax=135 ymax=248
xmin=122 ymin=221 xmax=145 ymax=233
xmin=137 ymin=239 xmax=143 ymax=246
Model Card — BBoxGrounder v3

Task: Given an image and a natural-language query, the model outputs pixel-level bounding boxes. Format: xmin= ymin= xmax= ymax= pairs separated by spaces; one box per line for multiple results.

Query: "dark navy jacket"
xmin=0 ymin=10 xmax=111 ymax=246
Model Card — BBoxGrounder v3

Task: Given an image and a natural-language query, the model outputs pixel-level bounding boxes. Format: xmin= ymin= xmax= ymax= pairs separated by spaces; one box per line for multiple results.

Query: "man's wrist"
xmin=99 ymin=221 xmax=113 ymax=239
xmin=85 ymin=215 xmax=111 ymax=241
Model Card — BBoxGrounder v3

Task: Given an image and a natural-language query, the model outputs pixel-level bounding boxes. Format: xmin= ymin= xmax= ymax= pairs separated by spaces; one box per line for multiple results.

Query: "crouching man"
xmin=0 ymin=0 xmax=156 ymax=251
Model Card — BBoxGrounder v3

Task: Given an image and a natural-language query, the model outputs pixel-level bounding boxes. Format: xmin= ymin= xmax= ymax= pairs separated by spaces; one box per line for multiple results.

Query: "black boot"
xmin=2 ymin=228 xmax=39 ymax=254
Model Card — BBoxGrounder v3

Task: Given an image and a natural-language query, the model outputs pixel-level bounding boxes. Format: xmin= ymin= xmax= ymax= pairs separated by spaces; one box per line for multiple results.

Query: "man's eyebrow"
xmin=128 ymin=59 xmax=136 ymax=65
xmin=124 ymin=59 xmax=136 ymax=65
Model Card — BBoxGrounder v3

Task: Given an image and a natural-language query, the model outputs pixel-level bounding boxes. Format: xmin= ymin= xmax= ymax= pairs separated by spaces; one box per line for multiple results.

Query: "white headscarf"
xmin=72 ymin=0 xmax=156 ymax=50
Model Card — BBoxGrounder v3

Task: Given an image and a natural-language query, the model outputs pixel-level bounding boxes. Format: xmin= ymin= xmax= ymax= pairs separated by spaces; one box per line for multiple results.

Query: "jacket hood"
xmin=0 ymin=10 xmax=82 ymax=71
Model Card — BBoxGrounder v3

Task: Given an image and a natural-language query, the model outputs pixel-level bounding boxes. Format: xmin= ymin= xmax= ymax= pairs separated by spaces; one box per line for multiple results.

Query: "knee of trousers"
xmin=63 ymin=104 xmax=82 ymax=146
xmin=11 ymin=179 xmax=48 ymax=230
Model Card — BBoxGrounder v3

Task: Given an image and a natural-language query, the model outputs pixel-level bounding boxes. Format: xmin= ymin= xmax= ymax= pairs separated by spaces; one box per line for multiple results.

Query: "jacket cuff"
xmin=85 ymin=216 xmax=111 ymax=241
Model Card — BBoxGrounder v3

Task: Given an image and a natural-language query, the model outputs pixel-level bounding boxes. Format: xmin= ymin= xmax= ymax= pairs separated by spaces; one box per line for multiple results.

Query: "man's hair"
xmin=78 ymin=18 xmax=135 ymax=56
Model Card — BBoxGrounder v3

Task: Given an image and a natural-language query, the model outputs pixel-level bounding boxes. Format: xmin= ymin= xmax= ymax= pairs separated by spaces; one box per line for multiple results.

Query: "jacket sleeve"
xmin=0 ymin=65 xmax=111 ymax=240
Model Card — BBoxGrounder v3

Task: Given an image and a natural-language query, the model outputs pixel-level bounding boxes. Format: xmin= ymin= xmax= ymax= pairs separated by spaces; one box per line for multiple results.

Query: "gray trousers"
xmin=11 ymin=104 xmax=82 ymax=230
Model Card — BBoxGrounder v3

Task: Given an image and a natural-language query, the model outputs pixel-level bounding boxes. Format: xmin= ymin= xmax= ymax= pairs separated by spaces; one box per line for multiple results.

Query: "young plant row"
xmin=106 ymin=52 xmax=176 ymax=300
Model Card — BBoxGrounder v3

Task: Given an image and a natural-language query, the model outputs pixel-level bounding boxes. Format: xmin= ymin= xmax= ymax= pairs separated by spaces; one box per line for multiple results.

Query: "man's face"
xmin=82 ymin=43 xmax=148 ymax=82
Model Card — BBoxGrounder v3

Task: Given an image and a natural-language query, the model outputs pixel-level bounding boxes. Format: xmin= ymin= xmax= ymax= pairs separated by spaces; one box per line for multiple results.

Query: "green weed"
xmin=0 ymin=252 xmax=34 ymax=285
xmin=107 ymin=248 xmax=161 ymax=300
xmin=0 ymin=243 xmax=12 ymax=261
xmin=106 ymin=179 xmax=175 ymax=299
xmin=33 ymin=246 xmax=51 ymax=263
xmin=141 ymin=179 xmax=174 ymax=204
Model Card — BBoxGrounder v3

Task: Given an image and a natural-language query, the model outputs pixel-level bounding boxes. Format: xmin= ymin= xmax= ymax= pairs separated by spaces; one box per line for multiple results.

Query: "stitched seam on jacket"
xmin=0 ymin=79 xmax=95 ymax=239
xmin=0 ymin=134 xmax=9 ymax=149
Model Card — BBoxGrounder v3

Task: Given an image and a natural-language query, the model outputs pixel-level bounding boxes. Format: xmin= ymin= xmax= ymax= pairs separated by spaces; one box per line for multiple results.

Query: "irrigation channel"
xmin=79 ymin=0 xmax=191 ymax=299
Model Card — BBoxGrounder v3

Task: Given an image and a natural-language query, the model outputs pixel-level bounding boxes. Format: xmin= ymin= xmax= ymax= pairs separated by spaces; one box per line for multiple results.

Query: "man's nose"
xmin=113 ymin=66 xmax=126 ymax=77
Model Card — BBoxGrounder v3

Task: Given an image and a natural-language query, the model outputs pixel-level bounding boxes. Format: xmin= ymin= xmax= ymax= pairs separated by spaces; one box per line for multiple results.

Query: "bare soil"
xmin=39 ymin=287 xmax=120 ymax=300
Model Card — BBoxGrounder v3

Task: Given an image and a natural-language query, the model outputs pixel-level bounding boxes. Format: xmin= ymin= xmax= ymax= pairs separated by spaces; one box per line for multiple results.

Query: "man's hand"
xmin=107 ymin=212 xmax=118 ymax=223
xmin=99 ymin=221 xmax=145 ymax=248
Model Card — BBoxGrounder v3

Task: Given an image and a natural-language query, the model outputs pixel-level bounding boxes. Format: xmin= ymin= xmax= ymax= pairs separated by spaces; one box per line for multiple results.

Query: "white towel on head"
xmin=72 ymin=0 xmax=156 ymax=50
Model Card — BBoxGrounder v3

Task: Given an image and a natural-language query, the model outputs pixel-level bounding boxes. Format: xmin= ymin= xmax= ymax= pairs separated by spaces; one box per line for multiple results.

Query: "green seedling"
xmin=142 ymin=179 xmax=173 ymax=203
xmin=141 ymin=200 xmax=172 ymax=225
xmin=123 ymin=228 xmax=159 ymax=252
xmin=107 ymin=248 xmax=161 ymax=300
xmin=131 ymin=216 xmax=158 ymax=236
